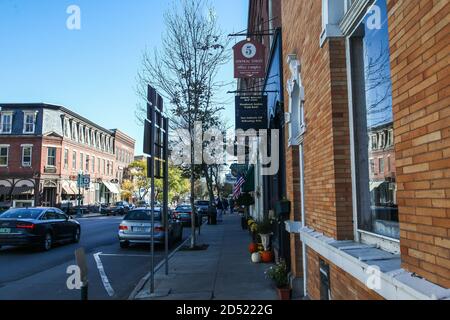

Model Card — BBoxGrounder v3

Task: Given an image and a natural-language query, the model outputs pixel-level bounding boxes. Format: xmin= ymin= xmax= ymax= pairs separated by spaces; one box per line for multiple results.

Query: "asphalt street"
xmin=0 ymin=216 xmax=189 ymax=300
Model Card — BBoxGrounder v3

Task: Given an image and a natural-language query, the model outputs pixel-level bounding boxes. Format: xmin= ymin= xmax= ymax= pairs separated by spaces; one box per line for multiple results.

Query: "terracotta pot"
xmin=277 ymin=288 xmax=291 ymax=300
xmin=260 ymin=251 xmax=273 ymax=263
xmin=249 ymin=243 xmax=258 ymax=254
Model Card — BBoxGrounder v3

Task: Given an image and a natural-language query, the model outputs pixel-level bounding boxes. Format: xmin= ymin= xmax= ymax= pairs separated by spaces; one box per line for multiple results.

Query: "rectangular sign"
xmin=233 ymin=40 xmax=266 ymax=79
xmin=235 ymin=95 xmax=268 ymax=131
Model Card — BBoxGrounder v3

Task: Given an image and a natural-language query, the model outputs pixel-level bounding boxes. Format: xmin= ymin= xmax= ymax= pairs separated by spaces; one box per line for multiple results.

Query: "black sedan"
xmin=0 ymin=207 xmax=81 ymax=251
xmin=173 ymin=205 xmax=201 ymax=227
xmin=103 ymin=201 xmax=131 ymax=216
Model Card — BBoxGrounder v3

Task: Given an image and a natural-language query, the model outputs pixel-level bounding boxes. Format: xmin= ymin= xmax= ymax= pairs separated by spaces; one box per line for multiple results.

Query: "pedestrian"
xmin=222 ymin=198 xmax=228 ymax=215
xmin=216 ymin=198 xmax=223 ymax=222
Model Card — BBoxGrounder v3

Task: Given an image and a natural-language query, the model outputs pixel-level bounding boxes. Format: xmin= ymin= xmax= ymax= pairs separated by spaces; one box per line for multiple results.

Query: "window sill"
xmin=299 ymin=227 xmax=450 ymax=300
xmin=320 ymin=25 xmax=344 ymax=48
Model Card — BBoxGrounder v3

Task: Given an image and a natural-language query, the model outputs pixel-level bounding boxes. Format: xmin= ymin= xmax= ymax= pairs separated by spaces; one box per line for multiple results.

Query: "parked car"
xmin=194 ymin=200 xmax=213 ymax=218
xmin=173 ymin=205 xmax=201 ymax=227
xmin=0 ymin=207 xmax=81 ymax=251
xmin=118 ymin=208 xmax=183 ymax=248
xmin=103 ymin=201 xmax=131 ymax=216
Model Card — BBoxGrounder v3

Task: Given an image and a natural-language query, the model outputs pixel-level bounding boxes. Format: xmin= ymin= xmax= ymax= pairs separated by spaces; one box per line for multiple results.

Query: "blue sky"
xmin=0 ymin=0 xmax=248 ymax=154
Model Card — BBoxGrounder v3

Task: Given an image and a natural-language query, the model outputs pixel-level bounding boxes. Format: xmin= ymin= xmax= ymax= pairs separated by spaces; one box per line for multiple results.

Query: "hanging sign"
xmin=235 ymin=95 xmax=268 ymax=131
xmin=233 ymin=40 xmax=266 ymax=79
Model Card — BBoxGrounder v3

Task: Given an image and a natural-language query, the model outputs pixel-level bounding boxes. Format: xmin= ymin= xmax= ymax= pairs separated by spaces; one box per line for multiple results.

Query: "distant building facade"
xmin=0 ymin=103 xmax=135 ymax=207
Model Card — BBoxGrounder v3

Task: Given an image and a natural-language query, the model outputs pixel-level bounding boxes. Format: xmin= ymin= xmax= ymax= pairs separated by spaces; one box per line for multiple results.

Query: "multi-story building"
xmin=278 ymin=0 xmax=449 ymax=299
xmin=112 ymin=129 xmax=135 ymax=183
xmin=0 ymin=103 xmax=135 ymax=208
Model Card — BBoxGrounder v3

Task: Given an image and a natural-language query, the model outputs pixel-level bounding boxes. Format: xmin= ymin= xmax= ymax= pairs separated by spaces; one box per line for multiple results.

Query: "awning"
xmin=12 ymin=186 xmax=34 ymax=195
xmin=370 ymin=181 xmax=384 ymax=192
xmin=0 ymin=186 xmax=12 ymax=195
xmin=242 ymin=165 xmax=255 ymax=193
xmin=103 ymin=181 xmax=120 ymax=195
xmin=62 ymin=181 xmax=77 ymax=195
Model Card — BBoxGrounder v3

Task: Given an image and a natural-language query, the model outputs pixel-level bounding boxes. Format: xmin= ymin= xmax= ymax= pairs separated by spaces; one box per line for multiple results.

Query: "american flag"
xmin=233 ymin=175 xmax=246 ymax=200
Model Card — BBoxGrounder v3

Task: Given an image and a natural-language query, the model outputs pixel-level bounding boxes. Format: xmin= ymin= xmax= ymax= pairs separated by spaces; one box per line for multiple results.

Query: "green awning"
xmin=242 ymin=165 xmax=255 ymax=193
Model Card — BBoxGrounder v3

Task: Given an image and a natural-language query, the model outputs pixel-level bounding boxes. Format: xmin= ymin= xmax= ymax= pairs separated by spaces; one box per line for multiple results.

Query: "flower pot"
xmin=260 ymin=251 xmax=273 ymax=263
xmin=259 ymin=233 xmax=271 ymax=251
xmin=251 ymin=252 xmax=261 ymax=263
xmin=277 ymin=288 xmax=291 ymax=300
xmin=249 ymin=243 xmax=258 ymax=254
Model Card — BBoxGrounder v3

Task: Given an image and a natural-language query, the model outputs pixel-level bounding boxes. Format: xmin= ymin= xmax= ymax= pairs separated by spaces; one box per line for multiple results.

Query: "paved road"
xmin=0 ymin=216 xmax=189 ymax=300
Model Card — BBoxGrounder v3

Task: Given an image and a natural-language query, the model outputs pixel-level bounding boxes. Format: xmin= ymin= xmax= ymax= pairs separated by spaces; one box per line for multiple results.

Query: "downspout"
xmin=299 ymin=142 xmax=307 ymax=298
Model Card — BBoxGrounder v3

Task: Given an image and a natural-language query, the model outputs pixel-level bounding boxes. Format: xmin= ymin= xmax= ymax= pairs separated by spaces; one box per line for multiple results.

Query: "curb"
xmin=127 ymin=235 xmax=192 ymax=300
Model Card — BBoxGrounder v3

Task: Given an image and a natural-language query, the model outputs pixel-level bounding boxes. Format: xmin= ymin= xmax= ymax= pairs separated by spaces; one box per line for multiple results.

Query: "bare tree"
xmin=137 ymin=0 xmax=231 ymax=248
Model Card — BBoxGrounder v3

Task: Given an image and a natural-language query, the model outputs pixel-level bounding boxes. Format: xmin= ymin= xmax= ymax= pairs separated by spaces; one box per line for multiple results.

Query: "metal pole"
xmin=163 ymin=117 xmax=169 ymax=276
xmin=150 ymin=94 xmax=156 ymax=295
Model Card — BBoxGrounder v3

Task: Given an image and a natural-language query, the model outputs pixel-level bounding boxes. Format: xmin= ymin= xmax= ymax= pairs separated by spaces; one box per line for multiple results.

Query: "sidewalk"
xmin=133 ymin=214 xmax=278 ymax=300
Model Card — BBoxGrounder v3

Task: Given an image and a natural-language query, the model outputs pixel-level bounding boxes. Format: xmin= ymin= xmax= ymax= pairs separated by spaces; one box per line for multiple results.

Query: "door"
xmin=42 ymin=188 xmax=57 ymax=207
xmin=56 ymin=210 xmax=72 ymax=239
xmin=42 ymin=210 xmax=63 ymax=240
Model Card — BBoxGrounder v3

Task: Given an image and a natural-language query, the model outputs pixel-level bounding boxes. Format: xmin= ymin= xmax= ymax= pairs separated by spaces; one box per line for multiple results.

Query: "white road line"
xmin=99 ymin=253 xmax=153 ymax=258
xmin=93 ymin=252 xmax=115 ymax=297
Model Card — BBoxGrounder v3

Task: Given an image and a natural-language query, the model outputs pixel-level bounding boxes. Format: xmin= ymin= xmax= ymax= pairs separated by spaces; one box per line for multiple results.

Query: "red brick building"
xmin=0 ymin=103 xmax=135 ymax=208
xmin=279 ymin=0 xmax=449 ymax=299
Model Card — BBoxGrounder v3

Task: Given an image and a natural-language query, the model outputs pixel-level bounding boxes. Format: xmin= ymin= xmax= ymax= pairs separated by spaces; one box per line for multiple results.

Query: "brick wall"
xmin=0 ymin=137 xmax=42 ymax=177
xmin=282 ymin=0 xmax=354 ymax=241
xmin=306 ymin=248 xmax=384 ymax=300
xmin=388 ymin=0 xmax=450 ymax=288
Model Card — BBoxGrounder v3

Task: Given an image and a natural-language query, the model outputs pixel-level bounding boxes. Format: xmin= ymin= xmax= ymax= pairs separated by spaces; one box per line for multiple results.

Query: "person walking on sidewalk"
xmin=216 ymin=198 xmax=224 ymax=223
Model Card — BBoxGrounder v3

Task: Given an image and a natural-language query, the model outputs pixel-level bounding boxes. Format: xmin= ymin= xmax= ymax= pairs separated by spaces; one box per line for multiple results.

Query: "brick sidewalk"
xmin=133 ymin=214 xmax=278 ymax=300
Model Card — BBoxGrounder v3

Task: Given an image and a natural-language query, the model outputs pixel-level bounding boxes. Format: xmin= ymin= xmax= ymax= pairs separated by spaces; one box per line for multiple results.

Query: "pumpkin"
xmin=260 ymin=251 xmax=274 ymax=263
xmin=251 ymin=252 xmax=261 ymax=263
xmin=249 ymin=243 xmax=258 ymax=254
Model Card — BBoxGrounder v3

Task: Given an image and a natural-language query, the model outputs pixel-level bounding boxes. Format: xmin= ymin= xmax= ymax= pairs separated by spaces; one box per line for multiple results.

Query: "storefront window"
xmin=349 ymin=0 xmax=398 ymax=239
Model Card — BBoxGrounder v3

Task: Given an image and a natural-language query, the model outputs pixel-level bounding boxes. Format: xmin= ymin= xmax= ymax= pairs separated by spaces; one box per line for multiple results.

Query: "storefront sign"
xmin=235 ymin=96 xmax=268 ymax=131
xmin=233 ymin=40 xmax=266 ymax=78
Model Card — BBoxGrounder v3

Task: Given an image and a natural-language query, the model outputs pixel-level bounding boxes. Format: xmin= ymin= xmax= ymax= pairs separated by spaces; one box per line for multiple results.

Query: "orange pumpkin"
xmin=260 ymin=251 xmax=274 ymax=263
xmin=249 ymin=243 xmax=258 ymax=254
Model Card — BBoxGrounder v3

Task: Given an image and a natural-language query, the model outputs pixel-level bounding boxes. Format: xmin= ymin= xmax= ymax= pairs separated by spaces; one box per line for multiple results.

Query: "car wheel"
xmin=41 ymin=232 xmax=53 ymax=251
xmin=72 ymin=227 xmax=81 ymax=243
xmin=120 ymin=241 xmax=129 ymax=249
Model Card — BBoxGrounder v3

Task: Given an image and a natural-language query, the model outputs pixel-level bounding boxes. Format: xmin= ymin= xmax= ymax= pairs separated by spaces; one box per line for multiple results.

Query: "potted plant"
xmin=266 ymin=260 xmax=291 ymax=300
xmin=257 ymin=218 xmax=273 ymax=252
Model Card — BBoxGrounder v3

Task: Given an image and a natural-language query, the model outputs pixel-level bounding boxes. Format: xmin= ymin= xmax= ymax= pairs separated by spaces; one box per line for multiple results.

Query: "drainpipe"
xmin=299 ymin=142 xmax=308 ymax=298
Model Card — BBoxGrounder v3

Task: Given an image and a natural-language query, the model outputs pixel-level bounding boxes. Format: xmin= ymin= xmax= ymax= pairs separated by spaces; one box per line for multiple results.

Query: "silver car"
xmin=118 ymin=208 xmax=183 ymax=248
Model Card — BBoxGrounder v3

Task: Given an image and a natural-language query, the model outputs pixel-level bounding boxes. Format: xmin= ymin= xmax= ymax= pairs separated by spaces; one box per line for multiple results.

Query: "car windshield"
xmin=176 ymin=206 xmax=191 ymax=211
xmin=0 ymin=208 xmax=44 ymax=220
xmin=115 ymin=202 xmax=124 ymax=206
xmin=124 ymin=210 xmax=161 ymax=221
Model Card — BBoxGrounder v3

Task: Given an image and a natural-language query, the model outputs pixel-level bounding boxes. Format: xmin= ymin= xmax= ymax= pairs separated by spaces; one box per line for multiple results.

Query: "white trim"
xmin=21 ymin=145 xmax=33 ymax=167
xmin=0 ymin=145 xmax=9 ymax=167
xmin=359 ymin=229 xmax=400 ymax=255
xmin=340 ymin=0 xmax=374 ymax=36
xmin=22 ymin=111 xmax=37 ymax=134
xmin=0 ymin=112 xmax=13 ymax=134
xmin=300 ymin=227 xmax=450 ymax=300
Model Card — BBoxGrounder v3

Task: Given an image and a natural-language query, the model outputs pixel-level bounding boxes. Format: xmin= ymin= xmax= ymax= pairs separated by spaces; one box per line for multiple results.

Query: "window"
xmin=23 ymin=112 xmax=36 ymax=134
xmin=85 ymin=155 xmax=90 ymax=172
xmin=47 ymin=147 xmax=56 ymax=167
xmin=348 ymin=0 xmax=398 ymax=240
xmin=64 ymin=149 xmax=69 ymax=169
xmin=379 ymin=158 xmax=385 ymax=174
xmin=92 ymin=156 xmax=95 ymax=173
xmin=72 ymin=151 xmax=77 ymax=170
xmin=80 ymin=153 xmax=84 ymax=171
xmin=0 ymin=113 xmax=13 ymax=133
xmin=102 ymin=159 xmax=106 ymax=175
xmin=64 ymin=119 xmax=70 ymax=138
xmin=22 ymin=146 xmax=32 ymax=167
xmin=98 ymin=157 xmax=101 ymax=173
xmin=0 ymin=146 xmax=9 ymax=166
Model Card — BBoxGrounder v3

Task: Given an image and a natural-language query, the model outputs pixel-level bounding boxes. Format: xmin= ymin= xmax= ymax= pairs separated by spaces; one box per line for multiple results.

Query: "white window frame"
xmin=21 ymin=145 xmax=33 ymax=167
xmin=0 ymin=112 xmax=13 ymax=134
xmin=343 ymin=0 xmax=399 ymax=253
xmin=320 ymin=0 xmax=346 ymax=47
xmin=0 ymin=145 xmax=10 ymax=167
xmin=63 ymin=148 xmax=69 ymax=169
xmin=23 ymin=112 xmax=37 ymax=134
xmin=72 ymin=150 xmax=77 ymax=171
xmin=47 ymin=147 xmax=57 ymax=167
